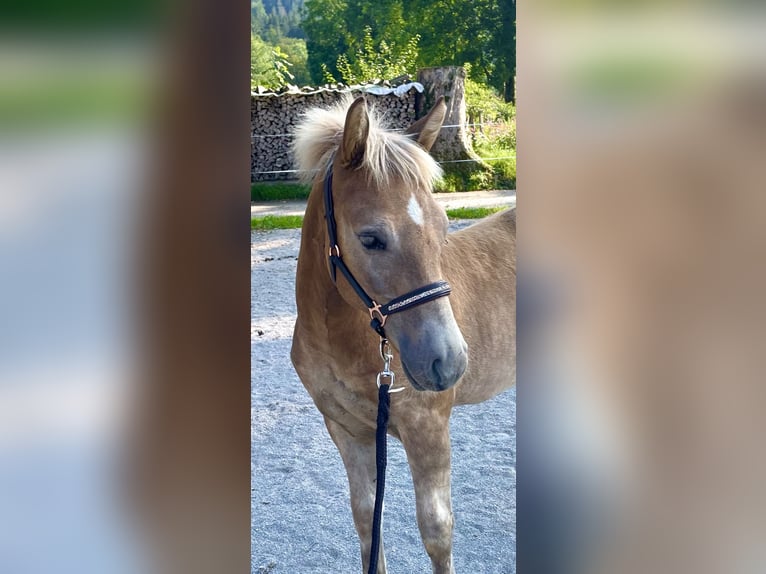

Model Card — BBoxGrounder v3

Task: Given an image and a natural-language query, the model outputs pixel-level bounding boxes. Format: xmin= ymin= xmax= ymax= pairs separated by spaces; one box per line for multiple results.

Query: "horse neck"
xmin=296 ymin=178 xmax=330 ymax=296
xmin=295 ymin=178 xmax=371 ymax=344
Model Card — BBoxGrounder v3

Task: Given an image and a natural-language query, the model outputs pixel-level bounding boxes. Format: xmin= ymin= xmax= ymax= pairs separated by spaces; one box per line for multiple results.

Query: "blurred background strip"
xmin=0 ymin=1 xmax=251 ymax=573
xmin=519 ymin=2 xmax=766 ymax=574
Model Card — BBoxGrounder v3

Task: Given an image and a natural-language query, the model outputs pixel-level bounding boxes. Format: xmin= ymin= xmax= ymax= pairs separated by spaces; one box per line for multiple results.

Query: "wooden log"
xmin=416 ymin=66 xmax=483 ymax=163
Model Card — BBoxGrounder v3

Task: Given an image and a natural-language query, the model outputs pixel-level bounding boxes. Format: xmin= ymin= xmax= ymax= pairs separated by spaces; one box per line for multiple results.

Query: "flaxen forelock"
xmin=292 ymin=96 xmax=442 ymax=189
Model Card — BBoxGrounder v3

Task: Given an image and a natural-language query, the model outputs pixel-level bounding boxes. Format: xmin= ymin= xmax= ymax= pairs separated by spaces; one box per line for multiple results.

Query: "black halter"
xmin=323 ymin=160 xmax=452 ymax=338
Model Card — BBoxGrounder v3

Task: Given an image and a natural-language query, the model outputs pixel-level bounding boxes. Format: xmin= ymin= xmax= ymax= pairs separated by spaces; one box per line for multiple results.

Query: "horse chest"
xmin=309 ymin=374 xmax=382 ymax=435
xmin=293 ymin=337 xmax=379 ymax=427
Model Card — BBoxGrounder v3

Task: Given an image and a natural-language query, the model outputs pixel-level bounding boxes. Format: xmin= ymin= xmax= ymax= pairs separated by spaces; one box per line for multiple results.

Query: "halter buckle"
xmin=329 ymin=244 xmax=341 ymax=258
xmin=369 ymin=301 xmax=387 ymax=326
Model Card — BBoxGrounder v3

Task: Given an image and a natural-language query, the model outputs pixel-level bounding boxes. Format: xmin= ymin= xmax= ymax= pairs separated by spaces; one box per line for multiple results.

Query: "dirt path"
xmin=251 ymin=223 xmax=516 ymax=573
xmin=251 ymin=190 xmax=516 ymax=218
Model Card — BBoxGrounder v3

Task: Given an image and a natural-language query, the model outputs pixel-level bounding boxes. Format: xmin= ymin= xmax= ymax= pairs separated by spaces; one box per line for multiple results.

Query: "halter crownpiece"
xmin=322 ymin=158 xmax=452 ymax=338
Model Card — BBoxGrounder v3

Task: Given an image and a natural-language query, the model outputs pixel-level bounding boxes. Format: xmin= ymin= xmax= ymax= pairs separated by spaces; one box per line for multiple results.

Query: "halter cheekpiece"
xmin=323 ymin=158 xmax=452 ymax=339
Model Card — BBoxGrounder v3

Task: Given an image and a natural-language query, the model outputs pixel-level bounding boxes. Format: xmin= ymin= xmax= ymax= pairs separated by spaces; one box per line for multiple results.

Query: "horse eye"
xmin=358 ymin=234 xmax=386 ymax=251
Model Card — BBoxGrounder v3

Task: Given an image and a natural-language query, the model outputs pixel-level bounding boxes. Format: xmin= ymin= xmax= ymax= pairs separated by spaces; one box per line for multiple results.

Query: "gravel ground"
xmin=251 ymin=222 xmax=516 ymax=573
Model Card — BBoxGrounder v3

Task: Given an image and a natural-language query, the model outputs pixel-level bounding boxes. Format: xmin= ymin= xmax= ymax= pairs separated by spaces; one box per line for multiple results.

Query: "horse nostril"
xmin=431 ymin=359 xmax=444 ymax=386
xmin=430 ymin=351 xmax=467 ymax=390
xmin=431 ymin=358 xmax=455 ymax=390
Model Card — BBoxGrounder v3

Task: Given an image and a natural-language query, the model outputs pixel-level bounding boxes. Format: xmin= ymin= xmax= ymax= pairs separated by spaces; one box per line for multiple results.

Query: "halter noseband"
xmin=323 ymin=160 xmax=452 ymax=338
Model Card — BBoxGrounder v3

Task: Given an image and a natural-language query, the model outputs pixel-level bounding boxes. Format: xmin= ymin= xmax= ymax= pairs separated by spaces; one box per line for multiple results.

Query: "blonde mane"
xmin=292 ymin=96 xmax=443 ymax=189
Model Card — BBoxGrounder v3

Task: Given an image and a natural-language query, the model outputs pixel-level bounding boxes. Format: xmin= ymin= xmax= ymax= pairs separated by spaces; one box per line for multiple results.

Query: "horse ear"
xmin=406 ymin=96 xmax=446 ymax=152
xmin=340 ymin=97 xmax=370 ymax=168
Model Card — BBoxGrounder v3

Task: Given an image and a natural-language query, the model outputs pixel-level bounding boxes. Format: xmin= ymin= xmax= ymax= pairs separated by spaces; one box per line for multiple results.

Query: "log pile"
xmin=251 ymin=88 xmax=418 ymax=182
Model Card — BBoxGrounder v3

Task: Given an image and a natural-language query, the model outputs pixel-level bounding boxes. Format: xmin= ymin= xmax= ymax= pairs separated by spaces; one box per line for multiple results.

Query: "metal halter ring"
xmin=369 ymin=302 xmax=387 ymax=326
xmin=376 ymin=370 xmax=394 ymax=388
xmin=376 ymin=370 xmax=405 ymax=393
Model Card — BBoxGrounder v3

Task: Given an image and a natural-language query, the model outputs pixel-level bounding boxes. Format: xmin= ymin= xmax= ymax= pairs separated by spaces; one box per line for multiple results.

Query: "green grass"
xmin=250 ymin=206 xmax=506 ymax=231
xmin=251 ymin=182 xmax=311 ymax=202
xmin=445 ymin=206 xmax=506 ymax=219
xmin=434 ymin=156 xmax=516 ymax=193
xmin=251 ymin=215 xmax=304 ymax=230
xmin=473 ymin=141 xmax=516 ymax=189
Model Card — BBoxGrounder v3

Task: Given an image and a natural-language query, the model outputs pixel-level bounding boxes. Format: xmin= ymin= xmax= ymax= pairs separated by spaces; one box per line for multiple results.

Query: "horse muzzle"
xmin=397 ymin=324 xmax=468 ymax=392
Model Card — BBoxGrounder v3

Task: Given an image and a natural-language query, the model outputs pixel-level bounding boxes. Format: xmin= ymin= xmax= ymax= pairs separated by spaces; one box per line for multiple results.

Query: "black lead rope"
xmin=322 ymin=158 xmax=452 ymax=574
xmin=368 ymin=383 xmax=390 ymax=574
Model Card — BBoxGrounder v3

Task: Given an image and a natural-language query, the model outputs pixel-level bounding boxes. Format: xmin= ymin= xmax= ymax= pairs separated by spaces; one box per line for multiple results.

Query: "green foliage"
xmin=253 ymin=0 xmax=305 ymax=41
xmin=434 ymin=129 xmax=516 ymax=193
xmin=252 ymin=0 xmax=310 ymax=89
xmin=320 ymin=63 xmax=337 ymax=84
xmin=303 ymin=0 xmax=419 ymax=84
xmin=331 ymin=26 xmax=420 ymax=84
xmin=434 ymin=164 xmax=492 ymax=193
xmin=275 ymin=37 xmax=311 ymax=86
xmin=302 ymin=0 xmax=514 ymax=100
xmin=464 ymin=66 xmax=515 ymax=123
xmin=453 ymin=68 xmax=516 ymax=191
xmin=251 ymin=34 xmax=295 ymax=90
xmin=491 ymin=0 xmax=515 ymax=102
xmin=251 ymin=0 xmax=267 ymax=35
xmin=302 ymin=0 xmax=349 ymax=83
xmin=251 ymin=182 xmax=311 ymax=201
xmin=474 ymin=148 xmax=516 ymax=190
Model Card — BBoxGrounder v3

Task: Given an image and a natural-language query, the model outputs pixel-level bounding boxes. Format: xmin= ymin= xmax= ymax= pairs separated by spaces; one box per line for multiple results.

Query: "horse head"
xmin=328 ymin=96 xmax=468 ymax=392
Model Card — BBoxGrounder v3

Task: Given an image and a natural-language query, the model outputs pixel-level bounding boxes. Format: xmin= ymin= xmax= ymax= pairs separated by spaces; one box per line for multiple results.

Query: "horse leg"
xmin=400 ymin=419 xmax=455 ymax=574
xmin=325 ymin=417 xmax=387 ymax=574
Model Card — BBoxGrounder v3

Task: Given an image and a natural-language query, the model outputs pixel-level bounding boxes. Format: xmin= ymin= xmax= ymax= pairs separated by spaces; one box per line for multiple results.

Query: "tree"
xmin=277 ymin=37 xmax=311 ymax=86
xmin=251 ymin=34 xmax=295 ymax=90
xmin=251 ymin=0 xmax=267 ymax=36
xmin=304 ymin=0 xmax=419 ymax=84
xmin=302 ymin=0 xmax=515 ymax=99
xmin=332 ymin=26 xmax=420 ymax=84
xmin=495 ymin=0 xmax=515 ymax=103
xmin=404 ymin=0 xmax=513 ymax=101
xmin=464 ymin=65 xmax=514 ymax=125
xmin=302 ymin=0 xmax=353 ymax=83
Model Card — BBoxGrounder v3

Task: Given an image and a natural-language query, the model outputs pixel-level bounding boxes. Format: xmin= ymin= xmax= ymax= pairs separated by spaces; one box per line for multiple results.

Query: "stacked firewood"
xmin=251 ymin=89 xmax=418 ymax=181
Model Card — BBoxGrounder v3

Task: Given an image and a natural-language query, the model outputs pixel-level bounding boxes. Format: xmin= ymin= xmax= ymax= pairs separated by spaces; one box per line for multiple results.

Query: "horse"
xmin=290 ymin=95 xmax=516 ymax=574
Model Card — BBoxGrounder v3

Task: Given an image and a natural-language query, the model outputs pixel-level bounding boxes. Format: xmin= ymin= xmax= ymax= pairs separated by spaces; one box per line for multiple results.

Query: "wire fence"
xmin=252 ymin=156 xmax=516 ymax=177
xmin=251 ymin=122 xmax=509 ymax=138
xmin=252 ymin=120 xmax=515 ymax=177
